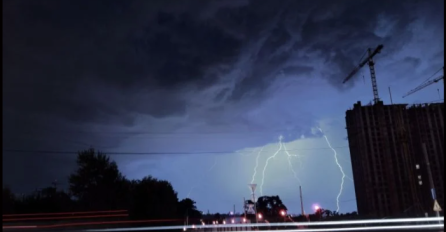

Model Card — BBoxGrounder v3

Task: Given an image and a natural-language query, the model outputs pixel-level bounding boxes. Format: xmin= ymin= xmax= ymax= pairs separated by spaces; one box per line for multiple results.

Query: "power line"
xmin=340 ymin=198 xmax=356 ymax=203
xmin=3 ymin=146 xmax=350 ymax=156
xmin=3 ymin=128 xmax=340 ymax=136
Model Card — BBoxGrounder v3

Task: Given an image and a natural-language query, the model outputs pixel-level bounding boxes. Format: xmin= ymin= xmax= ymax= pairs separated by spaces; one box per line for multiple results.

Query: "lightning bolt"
xmin=260 ymin=135 xmax=283 ymax=196
xmin=258 ymin=135 xmax=305 ymax=196
xmin=283 ymin=143 xmax=302 ymax=185
xmin=187 ymin=158 xmax=217 ymax=198
xmin=251 ymin=147 xmax=264 ymax=184
xmin=318 ymin=127 xmax=345 ymax=213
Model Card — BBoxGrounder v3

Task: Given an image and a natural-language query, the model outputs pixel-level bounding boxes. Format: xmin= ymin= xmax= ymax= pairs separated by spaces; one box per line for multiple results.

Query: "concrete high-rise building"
xmin=345 ymin=101 xmax=444 ymax=218
xmin=407 ymin=103 xmax=444 ymax=216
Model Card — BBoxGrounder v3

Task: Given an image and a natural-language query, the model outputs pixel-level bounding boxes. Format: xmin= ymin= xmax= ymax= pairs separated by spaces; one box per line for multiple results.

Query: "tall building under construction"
xmin=345 ymin=101 xmax=444 ymax=218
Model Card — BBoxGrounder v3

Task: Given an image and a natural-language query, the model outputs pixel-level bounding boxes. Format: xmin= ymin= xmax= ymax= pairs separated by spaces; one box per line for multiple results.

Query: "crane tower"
xmin=343 ymin=44 xmax=384 ymax=104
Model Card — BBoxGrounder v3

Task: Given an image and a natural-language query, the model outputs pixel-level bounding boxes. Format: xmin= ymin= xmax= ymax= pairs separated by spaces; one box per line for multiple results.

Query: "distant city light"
xmin=231 ymin=219 xmax=235 ymax=224
xmin=258 ymin=213 xmax=263 ymax=219
xmin=243 ymin=218 xmax=247 ymax=223
xmin=280 ymin=210 xmax=286 ymax=216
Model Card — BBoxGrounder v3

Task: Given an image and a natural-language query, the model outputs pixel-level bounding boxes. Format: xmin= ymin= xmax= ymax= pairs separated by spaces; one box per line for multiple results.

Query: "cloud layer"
xmin=3 ymin=0 xmax=444 ymax=212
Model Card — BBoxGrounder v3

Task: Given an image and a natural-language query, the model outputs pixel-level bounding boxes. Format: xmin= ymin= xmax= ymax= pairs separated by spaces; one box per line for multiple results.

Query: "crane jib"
xmin=358 ymin=45 xmax=384 ymax=68
xmin=342 ymin=44 xmax=384 ymax=84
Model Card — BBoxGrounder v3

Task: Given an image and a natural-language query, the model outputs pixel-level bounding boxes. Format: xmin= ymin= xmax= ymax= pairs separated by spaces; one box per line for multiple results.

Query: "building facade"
xmin=345 ymin=101 xmax=444 ymax=218
xmin=407 ymin=103 xmax=444 ymax=216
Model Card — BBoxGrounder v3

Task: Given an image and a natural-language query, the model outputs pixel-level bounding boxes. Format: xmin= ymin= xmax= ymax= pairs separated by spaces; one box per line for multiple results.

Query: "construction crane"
xmin=402 ymin=67 xmax=444 ymax=98
xmin=343 ymin=44 xmax=384 ymax=105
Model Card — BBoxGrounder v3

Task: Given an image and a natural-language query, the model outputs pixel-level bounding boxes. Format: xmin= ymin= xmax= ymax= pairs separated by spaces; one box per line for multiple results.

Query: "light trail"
xmin=3 ymin=225 xmax=38 ymax=229
xmin=317 ymin=127 xmax=346 ymax=213
xmin=2 ymin=209 xmax=128 ymax=217
xmin=8 ymin=218 xmax=184 ymax=229
xmin=260 ymin=135 xmax=283 ymax=196
xmin=250 ymin=147 xmax=264 ymax=184
xmin=186 ymin=158 xmax=217 ymax=198
xmin=2 ymin=214 xmax=128 ymax=222
xmin=85 ymin=217 xmax=444 ymax=232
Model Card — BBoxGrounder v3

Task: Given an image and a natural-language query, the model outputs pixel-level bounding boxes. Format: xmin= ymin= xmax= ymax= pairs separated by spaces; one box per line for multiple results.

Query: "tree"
xmin=130 ymin=176 xmax=179 ymax=220
xmin=3 ymin=187 xmax=16 ymax=214
xmin=256 ymin=195 xmax=288 ymax=219
xmin=69 ymin=148 xmax=125 ymax=210
xmin=244 ymin=199 xmax=255 ymax=214
xmin=36 ymin=187 xmax=73 ymax=212
xmin=177 ymin=198 xmax=202 ymax=219
xmin=16 ymin=187 xmax=74 ymax=213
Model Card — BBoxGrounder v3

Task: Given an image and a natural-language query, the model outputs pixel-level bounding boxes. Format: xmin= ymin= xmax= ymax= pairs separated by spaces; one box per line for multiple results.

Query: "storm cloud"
xmin=3 ymin=0 xmax=444 ymax=212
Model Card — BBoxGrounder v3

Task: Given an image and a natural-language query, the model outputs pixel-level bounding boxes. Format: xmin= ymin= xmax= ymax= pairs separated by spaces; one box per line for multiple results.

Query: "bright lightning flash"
xmin=317 ymin=127 xmax=346 ymax=213
xmin=259 ymin=135 xmax=303 ymax=196
xmin=283 ymin=143 xmax=302 ymax=185
xmin=251 ymin=147 xmax=264 ymax=184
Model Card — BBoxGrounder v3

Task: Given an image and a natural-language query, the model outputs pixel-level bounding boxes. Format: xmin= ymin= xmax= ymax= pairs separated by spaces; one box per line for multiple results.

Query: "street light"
xmin=280 ymin=210 xmax=287 ymax=223
xmin=280 ymin=210 xmax=287 ymax=216
xmin=258 ymin=213 xmax=263 ymax=219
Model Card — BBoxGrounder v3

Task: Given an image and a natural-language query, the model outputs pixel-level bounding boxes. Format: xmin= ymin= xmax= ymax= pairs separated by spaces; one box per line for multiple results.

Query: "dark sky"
xmin=3 ymin=0 xmax=444 ymax=214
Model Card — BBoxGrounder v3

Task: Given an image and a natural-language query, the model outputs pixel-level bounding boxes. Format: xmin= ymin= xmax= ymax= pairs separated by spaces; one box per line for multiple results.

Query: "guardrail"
xmin=84 ymin=217 xmax=444 ymax=232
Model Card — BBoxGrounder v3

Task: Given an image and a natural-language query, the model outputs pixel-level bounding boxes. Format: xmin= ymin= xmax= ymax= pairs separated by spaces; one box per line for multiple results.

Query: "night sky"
xmin=3 ymin=0 xmax=444 ymax=214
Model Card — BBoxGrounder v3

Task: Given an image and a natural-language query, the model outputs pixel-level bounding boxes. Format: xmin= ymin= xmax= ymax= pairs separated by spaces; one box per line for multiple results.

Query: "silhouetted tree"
xmin=256 ymin=195 xmax=288 ymax=219
xmin=10 ymin=187 xmax=74 ymax=214
xmin=5 ymin=148 xmax=203 ymax=224
xmin=177 ymin=198 xmax=202 ymax=220
xmin=213 ymin=213 xmax=222 ymax=221
xmin=3 ymin=187 xmax=16 ymax=214
xmin=36 ymin=187 xmax=73 ymax=212
xmin=69 ymin=148 xmax=125 ymax=211
xmin=130 ymin=176 xmax=178 ymax=220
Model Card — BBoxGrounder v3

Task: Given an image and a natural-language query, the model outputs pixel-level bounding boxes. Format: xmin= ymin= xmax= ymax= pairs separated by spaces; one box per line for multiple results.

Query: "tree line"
xmin=3 ymin=148 xmax=202 ymax=223
xmin=244 ymin=196 xmax=358 ymax=223
xmin=3 ymin=148 xmax=358 ymax=226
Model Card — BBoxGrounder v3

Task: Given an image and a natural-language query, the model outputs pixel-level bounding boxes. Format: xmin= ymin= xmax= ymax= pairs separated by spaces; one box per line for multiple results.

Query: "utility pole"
xmin=299 ymin=186 xmax=305 ymax=216
xmin=186 ymin=209 xmax=189 ymax=227
xmin=233 ymin=204 xmax=236 ymax=215
xmin=422 ymin=143 xmax=442 ymax=219
xmin=243 ymin=197 xmax=246 ymax=219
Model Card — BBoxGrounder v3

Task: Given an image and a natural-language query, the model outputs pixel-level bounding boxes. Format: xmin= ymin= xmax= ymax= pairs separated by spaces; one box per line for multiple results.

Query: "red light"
xmin=280 ymin=210 xmax=286 ymax=216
